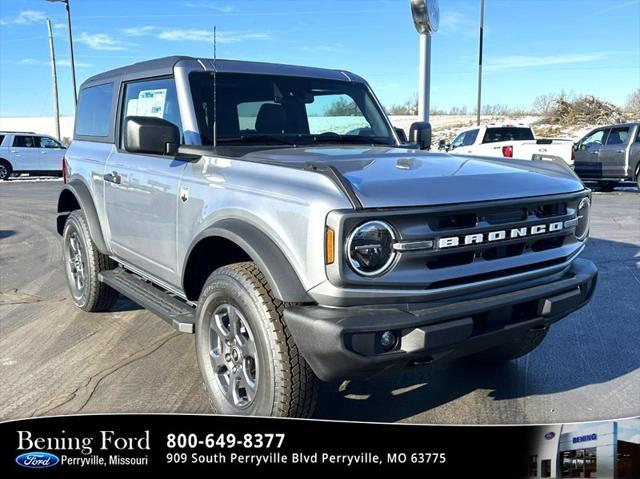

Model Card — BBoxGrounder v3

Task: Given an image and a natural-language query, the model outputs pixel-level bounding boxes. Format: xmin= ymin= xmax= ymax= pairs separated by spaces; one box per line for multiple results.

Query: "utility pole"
xmin=476 ymin=0 xmax=485 ymax=126
xmin=47 ymin=19 xmax=61 ymax=141
xmin=46 ymin=0 xmax=77 ymax=106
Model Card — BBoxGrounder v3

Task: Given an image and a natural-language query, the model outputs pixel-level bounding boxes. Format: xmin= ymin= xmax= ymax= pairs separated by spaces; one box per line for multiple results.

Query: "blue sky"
xmin=1 ymin=0 xmax=639 ymax=117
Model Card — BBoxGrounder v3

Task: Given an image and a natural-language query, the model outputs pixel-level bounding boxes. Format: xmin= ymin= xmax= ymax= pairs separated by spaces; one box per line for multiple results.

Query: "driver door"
xmin=574 ymin=128 xmax=609 ymax=179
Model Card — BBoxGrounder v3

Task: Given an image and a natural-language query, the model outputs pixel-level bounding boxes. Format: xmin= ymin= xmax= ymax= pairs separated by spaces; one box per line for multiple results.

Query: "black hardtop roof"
xmin=81 ymin=55 xmax=365 ymax=88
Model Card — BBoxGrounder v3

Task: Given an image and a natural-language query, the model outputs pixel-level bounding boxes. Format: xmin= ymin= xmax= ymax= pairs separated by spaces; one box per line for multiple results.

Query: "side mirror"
xmin=394 ymin=127 xmax=408 ymax=143
xmin=125 ymin=116 xmax=179 ymax=156
xmin=409 ymin=121 xmax=432 ymax=150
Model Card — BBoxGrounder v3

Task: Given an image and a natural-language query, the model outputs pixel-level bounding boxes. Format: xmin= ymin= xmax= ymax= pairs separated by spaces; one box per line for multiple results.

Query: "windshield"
xmin=189 ymin=72 xmax=395 ymax=147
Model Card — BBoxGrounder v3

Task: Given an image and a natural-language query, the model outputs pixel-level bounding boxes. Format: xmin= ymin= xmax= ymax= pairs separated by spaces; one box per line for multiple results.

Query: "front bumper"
xmin=284 ymin=258 xmax=597 ymax=381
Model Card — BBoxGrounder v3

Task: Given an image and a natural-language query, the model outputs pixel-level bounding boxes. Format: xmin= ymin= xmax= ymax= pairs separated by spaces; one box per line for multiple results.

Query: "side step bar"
xmin=99 ymin=268 xmax=195 ymax=333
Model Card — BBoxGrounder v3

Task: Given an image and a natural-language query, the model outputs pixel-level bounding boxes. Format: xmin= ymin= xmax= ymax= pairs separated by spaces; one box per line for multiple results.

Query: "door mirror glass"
xmin=124 ymin=116 xmax=179 ymax=156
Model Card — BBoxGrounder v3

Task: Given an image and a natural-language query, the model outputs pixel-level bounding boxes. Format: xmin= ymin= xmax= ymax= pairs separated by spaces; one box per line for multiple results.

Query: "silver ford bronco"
xmin=57 ymin=56 xmax=597 ymax=417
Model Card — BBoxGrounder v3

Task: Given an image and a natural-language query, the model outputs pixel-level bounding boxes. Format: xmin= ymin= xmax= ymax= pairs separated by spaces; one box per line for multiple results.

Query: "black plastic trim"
xmin=284 ymin=258 xmax=597 ymax=381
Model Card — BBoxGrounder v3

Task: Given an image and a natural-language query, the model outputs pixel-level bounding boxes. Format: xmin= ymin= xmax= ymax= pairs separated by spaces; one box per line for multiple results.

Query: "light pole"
xmin=47 ymin=19 xmax=61 ymax=141
xmin=46 ymin=0 xmax=77 ymax=106
xmin=410 ymin=0 xmax=439 ymax=124
xmin=476 ymin=0 xmax=485 ymax=125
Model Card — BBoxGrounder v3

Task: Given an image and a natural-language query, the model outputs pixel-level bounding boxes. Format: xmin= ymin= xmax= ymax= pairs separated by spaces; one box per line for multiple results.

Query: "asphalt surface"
xmin=1 ymin=179 xmax=638 ymax=424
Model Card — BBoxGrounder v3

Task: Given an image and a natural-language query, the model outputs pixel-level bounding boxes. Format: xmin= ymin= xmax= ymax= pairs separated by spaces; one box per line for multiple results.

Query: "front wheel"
xmin=62 ymin=210 xmax=118 ymax=311
xmin=195 ymin=262 xmax=318 ymax=417
xmin=468 ymin=327 xmax=548 ymax=363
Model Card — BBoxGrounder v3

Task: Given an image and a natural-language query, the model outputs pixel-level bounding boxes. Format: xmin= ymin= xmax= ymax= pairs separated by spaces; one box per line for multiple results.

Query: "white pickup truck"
xmin=444 ymin=124 xmax=575 ymax=166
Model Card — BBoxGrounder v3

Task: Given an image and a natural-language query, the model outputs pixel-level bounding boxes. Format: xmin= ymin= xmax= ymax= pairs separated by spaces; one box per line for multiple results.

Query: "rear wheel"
xmin=598 ymin=181 xmax=617 ymax=191
xmin=468 ymin=327 xmax=548 ymax=363
xmin=0 ymin=160 xmax=11 ymax=181
xmin=195 ymin=262 xmax=318 ymax=417
xmin=635 ymin=165 xmax=640 ymax=190
xmin=62 ymin=210 xmax=118 ymax=311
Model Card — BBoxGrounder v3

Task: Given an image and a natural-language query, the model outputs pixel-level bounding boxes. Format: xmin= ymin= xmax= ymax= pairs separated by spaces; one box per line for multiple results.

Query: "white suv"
xmin=0 ymin=131 xmax=66 ymax=180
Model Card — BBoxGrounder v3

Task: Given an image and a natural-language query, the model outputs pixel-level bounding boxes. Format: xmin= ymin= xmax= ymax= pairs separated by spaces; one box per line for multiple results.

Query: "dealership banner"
xmin=2 ymin=414 xmax=639 ymax=477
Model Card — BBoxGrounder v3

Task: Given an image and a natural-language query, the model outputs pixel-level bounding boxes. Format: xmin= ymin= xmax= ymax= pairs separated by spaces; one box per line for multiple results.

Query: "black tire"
xmin=468 ymin=327 xmax=548 ymax=363
xmin=62 ymin=210 xmax=118 ymax=312
xmin=635 ymin=165 xmax=640 ymax=190
xmin=598 ymin=181 xmax=617 ymax=191
xmin=0 ymin=160 xmax=11 ymax=181
xmin=195 ymin=262 xmax=318 ymax=417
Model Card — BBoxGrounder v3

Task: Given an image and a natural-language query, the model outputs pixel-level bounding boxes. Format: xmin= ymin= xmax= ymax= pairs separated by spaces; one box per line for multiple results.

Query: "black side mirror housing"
xmin=394 ymin=127 xmax=408 ymax=143
xmin=409 ymin=121 xmax=432 ymax=150
xmin=125 ymin=116 xmax=179 ymax=156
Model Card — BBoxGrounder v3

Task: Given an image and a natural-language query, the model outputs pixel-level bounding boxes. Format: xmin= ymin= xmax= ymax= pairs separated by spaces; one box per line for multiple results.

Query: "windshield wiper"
xmin=216 ymin=135 xmax=298 ymax=146
xmin=312 ymin=134 xmax=392 ymax=146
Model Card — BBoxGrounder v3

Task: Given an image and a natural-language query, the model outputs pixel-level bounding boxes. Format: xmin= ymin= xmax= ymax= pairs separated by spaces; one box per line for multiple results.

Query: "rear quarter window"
xmin=75 ymin=82 xmax=114 ymax=138
xmin=0 ymin=134 xmax=5 ymax=145
xmin=483 ymin=127 xmax=534 ymax=143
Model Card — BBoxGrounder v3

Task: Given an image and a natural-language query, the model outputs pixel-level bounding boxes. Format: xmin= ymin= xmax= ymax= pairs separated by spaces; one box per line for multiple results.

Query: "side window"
xmin=13 ymin=135 xmax=35 ymax=148
xmin=238 ymin=101 xmax=277 ymax=132
xmin=121 ymin=77 xmax=183 ymax=148
xmin=75 ymin=83 xmax=114 ymax=138
xmin=39 ymin=137 xmax=63 ymax=148
xmin=0 ymin=135 xmax=5 ymax=145
xmin=451 ymin=132 xmax=466 ymax=149
xmin=462 ymin=129 xmax=479 ymax=146
xmin=579 ymin=129 xmax=607 ymax=150
xmin=604 ymin=126 xmax=630 ymax=145
xmin=306 ymin=93 xmax=372 ymax=135
xmin=636 ymin=127 xmax=640 ymax=143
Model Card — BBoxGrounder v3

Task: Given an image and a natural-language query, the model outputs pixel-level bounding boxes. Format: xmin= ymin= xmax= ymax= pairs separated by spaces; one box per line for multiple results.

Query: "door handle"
xmin=590 ymin=151 xmax=599 ymax=155
xmin=10 ymin=150 xmax=17 ymax=153
xmin=103 ymin=171 xmax=121 ymax=184
xmin=41 ymin=151 xmax=47 ymax=154
xmin=615 ymin=149 xmax=625 ymax=153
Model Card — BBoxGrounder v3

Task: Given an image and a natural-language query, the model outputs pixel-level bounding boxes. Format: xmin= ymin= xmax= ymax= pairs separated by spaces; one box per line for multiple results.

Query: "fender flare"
xmin=57 ymin=179 xmax=109 ymax=254
xmin=184 ymin=218 xmax=312 ymax=303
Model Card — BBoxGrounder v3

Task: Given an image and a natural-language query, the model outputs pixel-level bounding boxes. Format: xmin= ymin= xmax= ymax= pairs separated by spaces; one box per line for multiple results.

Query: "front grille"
xmin=427 ymin=257 xmax=567 ymax=290
xmin=423 ymin=200 xmax=572 ymax=271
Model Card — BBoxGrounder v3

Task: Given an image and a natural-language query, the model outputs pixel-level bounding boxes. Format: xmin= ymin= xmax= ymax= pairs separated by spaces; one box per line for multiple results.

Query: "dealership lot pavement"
xmin=1 ymin=180 xmax=638 ymax=424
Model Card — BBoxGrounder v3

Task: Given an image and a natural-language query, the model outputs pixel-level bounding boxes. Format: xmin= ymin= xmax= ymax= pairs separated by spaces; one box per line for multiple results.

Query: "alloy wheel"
xmin=208 ymin=303 xmax=259 ymax=409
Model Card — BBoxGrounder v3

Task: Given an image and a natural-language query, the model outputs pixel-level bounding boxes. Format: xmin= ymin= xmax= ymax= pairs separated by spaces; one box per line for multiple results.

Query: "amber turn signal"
xmin=325 ymin=227 xmax=335 ymax=265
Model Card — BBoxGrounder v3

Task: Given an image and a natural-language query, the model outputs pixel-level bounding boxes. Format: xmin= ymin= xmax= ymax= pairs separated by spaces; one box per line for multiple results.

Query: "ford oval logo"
xmin=545 ymin=432 xmax=556 ymax=440
xmin=15 ymin=451 xmax=60 ymax=469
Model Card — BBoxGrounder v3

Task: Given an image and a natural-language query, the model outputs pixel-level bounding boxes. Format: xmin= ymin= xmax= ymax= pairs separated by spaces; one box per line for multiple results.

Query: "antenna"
xmin=212 ymin=26 xmax=217 ymax=148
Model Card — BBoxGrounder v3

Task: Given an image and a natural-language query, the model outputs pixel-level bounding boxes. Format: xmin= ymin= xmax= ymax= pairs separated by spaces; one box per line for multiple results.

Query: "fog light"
xmin=380 ymin=330 xmax=397 ymax=351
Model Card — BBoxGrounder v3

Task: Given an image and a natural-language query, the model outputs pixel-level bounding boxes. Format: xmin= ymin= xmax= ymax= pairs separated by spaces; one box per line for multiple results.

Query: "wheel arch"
xmin=56 ymin=180 xmax=109 ymax=254
xmin=182 ymin=219 xmax=312 ymax=304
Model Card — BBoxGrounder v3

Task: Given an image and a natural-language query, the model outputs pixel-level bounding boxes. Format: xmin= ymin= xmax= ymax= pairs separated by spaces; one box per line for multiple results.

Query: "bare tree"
xmin=625 ymin=88 xmax=640 ymax=115
xmin=532 ymin=93 xmax=557 ymax=115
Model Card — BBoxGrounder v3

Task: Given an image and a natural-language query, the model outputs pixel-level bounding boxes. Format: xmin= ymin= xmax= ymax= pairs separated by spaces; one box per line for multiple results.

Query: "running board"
xmin=99 ymin=268 xmax=195 ymax=333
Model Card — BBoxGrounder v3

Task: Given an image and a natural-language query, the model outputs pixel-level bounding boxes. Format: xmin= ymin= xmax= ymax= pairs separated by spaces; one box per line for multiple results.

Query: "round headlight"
xmin=575 ymin=197 xmax=590 ymax=241
xmin=347 ymin=221 xmax=396 ymax=276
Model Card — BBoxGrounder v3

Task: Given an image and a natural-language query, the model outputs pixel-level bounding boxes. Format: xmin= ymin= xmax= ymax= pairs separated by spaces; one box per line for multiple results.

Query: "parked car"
xmin=57 ymin=56 xmax=597 ymax=417
xmin=573 ymin=122 xmax=640 ymax=190
xmin=445 ymin=124 xmax=575 ymax=166
xmin=0 ymin=131 xmax=65 ymax=180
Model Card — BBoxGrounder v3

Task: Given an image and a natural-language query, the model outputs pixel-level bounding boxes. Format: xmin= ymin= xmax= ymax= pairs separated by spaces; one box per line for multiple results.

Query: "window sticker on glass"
xmin=128 ymin=89 xmax=167 ymax=118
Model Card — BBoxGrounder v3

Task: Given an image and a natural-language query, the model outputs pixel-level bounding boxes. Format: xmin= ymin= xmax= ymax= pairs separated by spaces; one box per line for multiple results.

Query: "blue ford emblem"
xmin=545 ymin=432 xmax=556 ymax=440
xmin=15 ymin=452 xmax=60 ymax=469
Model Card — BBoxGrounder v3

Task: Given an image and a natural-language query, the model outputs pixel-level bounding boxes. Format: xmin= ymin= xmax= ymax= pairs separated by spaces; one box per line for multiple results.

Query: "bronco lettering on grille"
xmin=438 ymin=221 xmax=565 ymax=249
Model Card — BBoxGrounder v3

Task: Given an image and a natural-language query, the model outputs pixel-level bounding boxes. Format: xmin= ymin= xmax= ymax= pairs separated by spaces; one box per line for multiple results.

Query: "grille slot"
xmin=429 ymin=213 xmax=477 ymax=231
xmin=484 ymin=209 xmax=527 ymax=224
xmin=531 ymin=236 xmax=566 ymax=252
xmin=481 ymin=243 xmax=526 ymax=260
xmin=427 ymin=251 xmax=475 ymax=269
xmin=530 ymin=202 xmax=567 ymax=218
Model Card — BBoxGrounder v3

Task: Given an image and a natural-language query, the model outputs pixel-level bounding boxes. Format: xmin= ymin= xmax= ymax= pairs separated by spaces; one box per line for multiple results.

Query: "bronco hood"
xmin=247 ymin=146 xmax=585 ymax=208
